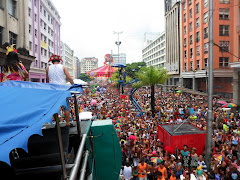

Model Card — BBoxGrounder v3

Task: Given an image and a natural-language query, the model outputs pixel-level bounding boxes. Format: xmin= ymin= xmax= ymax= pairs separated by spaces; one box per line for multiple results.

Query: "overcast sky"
xmin=51 ymin=0 xmax=165 ymax=66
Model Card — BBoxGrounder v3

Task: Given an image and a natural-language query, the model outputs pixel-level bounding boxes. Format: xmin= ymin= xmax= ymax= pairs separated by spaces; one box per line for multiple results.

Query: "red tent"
xmin=88 ymin=65 xmax=115 ymax=77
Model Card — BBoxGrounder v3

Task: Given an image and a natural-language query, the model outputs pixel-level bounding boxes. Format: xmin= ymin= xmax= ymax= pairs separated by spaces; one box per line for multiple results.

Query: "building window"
xmin=216 ymin=77 xmax=222 ymax=83
xmin=190 ymin=61 xmax=193 ymax=70
xmin=196 ymin=31 xmax=200 ymax=42
xmin=8 ymin=0 xmax=17 ymax=18
xmin=184 ymin=14 xmax=186 ymax=22
xmin=41 ymin=47 xmax=44 ymax=55
xmin=184 ymin=38 xmax=187 ymax=46
xmin=189 ymin=0 xmax=192 ymax=6
xmin=29 ymin=24 xmax=31 ymax=34
xmin=0 ymin=27 xmax=2 ymax=45
xmin=225 ymin=77 xmax=232 ymax=83
xmin=184 ymin=2 xmax=186 ymax=10
xmin=35 ymin=29 xmax=37 ymax=38
xmin=204 ymin=27 xmax=208 ymax=39
xmin=219 ymin=0 xmax=230 ymax=4
xmin=196 ymin=46 xmax=200 ymax=56
xmin=44 ymin=49 xmax=47 ymax=57
xmin=190 ymin=35 xmax=193 ymax=45
xmin=219 ymin=25 xmax=229 ymax=36
xmin=190 ymin=48 xmax=193 ymax=58
xmin=34 ymin=0 xmax=37 ymax=7
xmin=184 ymin=50 xmax=187 ymax=58
xmin=219 ymin=9 xmax=230 ymax=20
xmin=189 ymin=9 xmax=192 ymax=19
xmin=35 ymin=44 xmax=37 ymax=53
xmin=189 ymin=22 xmax=192 ymax=31
xmin=197 ymin=60 xmax=200 ymax=69
xmin=40 ymin=5 xmax=42 ymax=13
xmin=196 ymin=18 xmax=199 ymax=28
xmin=219 ymin=57 xmax=229 ymax=67
xmin=9 ymin=31 xmax=17 ymax=45
xmin=184 ymin=63 xmax=187 ymax=71
xmin=35 ymin=13 xmax=37 ymax=22
xmin=29 ymin=41 xmax=32 ymax=51
xmin=44 ymin=10 xmax=46 ymax=17
xmin=204 ymin=0 xmax=208 ymax=8
xmin=204 ymin=12 xmax=208 ymax=23
xmin=184 ymin=26 xmax=186 ymax=34
xmin=48 ymin=15 xmax=50 ymax=21
xmin=28 ymin=8 xmax=31 ymax=17
xmin=204 ymin=58 xmax=208 ymax=68
xmin=44 ymin=23 xmax=46 ymax=30
xmin=196 ymin=3 xmax=199 ymax=14
xmin=204 ymin=43 xmax=208 ymax=53
xmin=219 ymin=41 xmax=230 ymax=52
xmin=0 ymin=0 xmax=3 ymax=9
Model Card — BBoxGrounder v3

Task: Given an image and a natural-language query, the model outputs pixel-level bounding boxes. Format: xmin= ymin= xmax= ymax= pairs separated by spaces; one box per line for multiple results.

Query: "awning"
xmin=0 ymin=81 xmax=82 ymax=165
xmin=87 ymin=65 xmax=115 ymax=77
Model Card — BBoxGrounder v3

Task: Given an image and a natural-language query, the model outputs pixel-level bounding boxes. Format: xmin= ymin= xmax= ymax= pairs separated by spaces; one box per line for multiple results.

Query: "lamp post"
xmin=113 ymin=31 xmax=123 ymax=63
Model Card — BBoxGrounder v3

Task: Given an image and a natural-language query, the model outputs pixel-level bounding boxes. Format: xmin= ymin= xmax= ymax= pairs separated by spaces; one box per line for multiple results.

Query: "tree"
xmin=78 ymin=73 xmax=94 ymax=82
xmin=125 ymin=62 xmax=146 ymax=78
xmin=110 ymin=70 xmax=132 ymax=85
xmin=134 ymin=66 xmax=169 ymax=117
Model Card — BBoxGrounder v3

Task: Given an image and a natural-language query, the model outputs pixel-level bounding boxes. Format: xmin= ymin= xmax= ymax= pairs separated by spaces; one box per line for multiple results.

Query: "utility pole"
xmin=113 ymin=31 xmax=123 ymax=63
xmin=205 ymin=0 xmax=213 ymax=172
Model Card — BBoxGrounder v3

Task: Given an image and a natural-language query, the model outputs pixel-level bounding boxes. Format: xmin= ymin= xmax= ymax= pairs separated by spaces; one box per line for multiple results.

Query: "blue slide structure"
xmin=120 ymin=79 xmax=144 ymax=115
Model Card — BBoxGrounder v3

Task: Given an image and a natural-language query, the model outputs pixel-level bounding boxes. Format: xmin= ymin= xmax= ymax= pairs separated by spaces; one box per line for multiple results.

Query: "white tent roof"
xmin=66 ymin=79 xmax=88 ymax=85
xmin=79 ymin=112 xmax=93 ymax=120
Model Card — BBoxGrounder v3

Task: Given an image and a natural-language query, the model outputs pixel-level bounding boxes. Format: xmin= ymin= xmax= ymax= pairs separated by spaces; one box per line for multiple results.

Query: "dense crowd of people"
xmin=76 ymin=83 xmax=240 ymax=180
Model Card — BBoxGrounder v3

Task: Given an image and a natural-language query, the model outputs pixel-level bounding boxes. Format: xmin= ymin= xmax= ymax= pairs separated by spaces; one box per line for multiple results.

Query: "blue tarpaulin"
xmin=0 ymin=81 xmax=82 ymax=165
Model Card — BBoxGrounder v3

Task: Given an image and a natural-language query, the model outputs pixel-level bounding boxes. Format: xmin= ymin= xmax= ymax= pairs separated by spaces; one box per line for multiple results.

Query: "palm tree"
xmin=134 ymin=66 xmax=169 ymax=117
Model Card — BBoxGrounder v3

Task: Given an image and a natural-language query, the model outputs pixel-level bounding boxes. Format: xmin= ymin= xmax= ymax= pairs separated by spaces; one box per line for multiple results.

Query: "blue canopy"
xmin=111 ymin=63 xmax=126 ymax=68
xmin=0 ymin=81 xmax=81 ymax=165
xmin=0 ymin=81 xmax=83 ymax=93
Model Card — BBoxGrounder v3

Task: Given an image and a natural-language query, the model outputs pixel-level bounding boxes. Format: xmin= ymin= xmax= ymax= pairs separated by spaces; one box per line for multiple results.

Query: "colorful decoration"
xmin=215 ymin=155 xmax=224 ymax=161
xmin=150 ymin=157 xmax=162 ymax=164
xmin=6 ymin=44 xmax=18 ymax=55
xmin=222 ymin=103 xmax=237 ymax=108
xmin=87 ymin=65 xmax=115 ymax=77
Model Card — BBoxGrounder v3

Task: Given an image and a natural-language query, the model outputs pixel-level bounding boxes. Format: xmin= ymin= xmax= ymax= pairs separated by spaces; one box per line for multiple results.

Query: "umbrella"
xmin=115 ymin=128 xmax=121 ymax=132
xmin=115 ymin=123 xmax=122 ymax=128
xmin=217 ymin=101 xmax=227 ymax=104
xmin=215 ymin=155 xmax=224 ymax=161
xmin=129 ymin=135 xmax=136 ymax=141
xmin=177 ymin=90 xmax=182 ymax=93
xmin=111 ymin=63 xmax=126 ymax=68
xmin=117 ymin=119 xmax=122 ymax=123
xmin=150 ymin=157 xmax=162 ymax=164
xmin=164 ymin=146 xmax=174 ymax=154
xmin=222 ymin=103 xmax=237 ymax=108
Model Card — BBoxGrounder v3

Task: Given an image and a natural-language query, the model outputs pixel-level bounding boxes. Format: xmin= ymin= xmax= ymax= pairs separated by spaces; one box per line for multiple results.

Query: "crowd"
xmin=76 ymin=83 xmax=240 ymax=180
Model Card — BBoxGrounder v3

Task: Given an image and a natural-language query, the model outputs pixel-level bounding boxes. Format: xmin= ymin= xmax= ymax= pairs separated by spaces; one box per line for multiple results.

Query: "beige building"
xmin=0 ymin=0 xmax=29 ymax=49
xmin=61 ymin=41 xmax=74 ymax=78
xmin=80 ymin=57 xmax=98 ymax=73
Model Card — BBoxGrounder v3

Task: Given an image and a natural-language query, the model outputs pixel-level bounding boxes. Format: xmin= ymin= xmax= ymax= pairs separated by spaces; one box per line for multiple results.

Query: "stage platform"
xmin=161 ymin=123 xmax=205 ymax=136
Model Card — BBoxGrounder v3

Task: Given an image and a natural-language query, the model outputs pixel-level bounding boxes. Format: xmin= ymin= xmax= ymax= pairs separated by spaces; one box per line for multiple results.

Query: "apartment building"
xmin=181 ymin=0 xmax=239 ymax=98
xmin=142 ymin=32 xmax=166 ymax=68
xmin=80 ymin=57 xmax=98 ymax=73
xmin=28 ymin=0 xmax=61 ymax=82
xmin=61 ymin=41 xmax=74 ymax=78
xmin=112 ymin=53 xmax=126 ymax=65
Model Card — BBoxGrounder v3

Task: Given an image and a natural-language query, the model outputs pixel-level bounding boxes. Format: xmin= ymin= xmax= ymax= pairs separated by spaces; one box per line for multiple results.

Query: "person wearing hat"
xmin=46 ymin=55 xmax=74 ymax=126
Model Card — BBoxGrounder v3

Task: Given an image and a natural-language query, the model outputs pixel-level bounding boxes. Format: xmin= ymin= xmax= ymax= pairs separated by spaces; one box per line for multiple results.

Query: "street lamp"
xmin=113 ymin=31 xmax=123 ymax=63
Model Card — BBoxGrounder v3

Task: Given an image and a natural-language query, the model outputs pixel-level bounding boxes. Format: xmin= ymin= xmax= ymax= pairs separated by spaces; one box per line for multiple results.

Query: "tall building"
xmin=75 ymin=57 xmax=81 ymax=78
xmin=61 ymin=41 xmax=74 ymax=78
xmin=112 ymin=53 xmax=126 ymax=65
xmin=0 ymin=0 xmax=29 ymax=49
xmin=80 ymin=57 xmax=98 ymax=73
xmin=142 ymin=32 xmax=166 ymax=68
xmin=28 ymin=0 xmax=61 ymax=82
xmin=165 ymin=0 xmax=182 ymax=86
xmin=181 ymin=0 xmax=239 ymax=98
xmin=143 ymin=32 xmax=161 ymax=47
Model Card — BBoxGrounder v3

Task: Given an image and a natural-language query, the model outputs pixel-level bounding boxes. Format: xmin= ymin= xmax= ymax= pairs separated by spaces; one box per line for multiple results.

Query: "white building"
xmin=80 ymin=57 xmax=98 ymax=73
xmin=142 ymin=32 xmax=166 ymax=68
xmin=61 ymin=41 xmax=74 ymax=78
xmin=112 ymin=53 xmax=126 ymax=65
xmin=28 ymin=0 xmax=61 ymax=82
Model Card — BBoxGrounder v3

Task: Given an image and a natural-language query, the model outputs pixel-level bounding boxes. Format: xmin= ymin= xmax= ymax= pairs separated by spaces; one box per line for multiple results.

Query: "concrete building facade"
xmin=61 ymin=41 xmax=74 ymax=78
xmin=75 ymin=56 xmax=81 ymax=78
xmin=181 ymin=0 xmax=239 ymax=98
xmin=112 ymin=53 xmax=126 ymax=65
xmin=28 ymin=0 xmax=61 ymax=82
xmin=165 ymin=0 xmax=182 ymax=86
xmin=0 ymin=0 xmax=29 ymax=49
xmin=80 ymin=57 xmax=98 ymax=73
xmin=142 ymin=32 xmax=166 ymax=68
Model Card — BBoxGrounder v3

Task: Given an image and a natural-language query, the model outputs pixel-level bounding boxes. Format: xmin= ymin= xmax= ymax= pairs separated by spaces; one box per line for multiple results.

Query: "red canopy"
xmin=88 ymin=65 xmax=115 ymax=77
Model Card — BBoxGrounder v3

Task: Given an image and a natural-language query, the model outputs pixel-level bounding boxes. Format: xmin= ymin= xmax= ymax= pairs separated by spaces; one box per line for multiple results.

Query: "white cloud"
xmin=51 ymin=0 xmax=165 ymax=66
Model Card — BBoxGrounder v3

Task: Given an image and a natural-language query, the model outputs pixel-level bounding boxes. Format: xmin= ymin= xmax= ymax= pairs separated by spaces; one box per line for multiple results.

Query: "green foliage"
xmin=125 ymin=61 xmax=146 ymax=78
xmin=110 ymin=71 xmax=132 ymax=85
xmin=134 ymin=66 xmax=169 ymax=87
xmin=78 ymin=73 xmax=94 ymax=82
